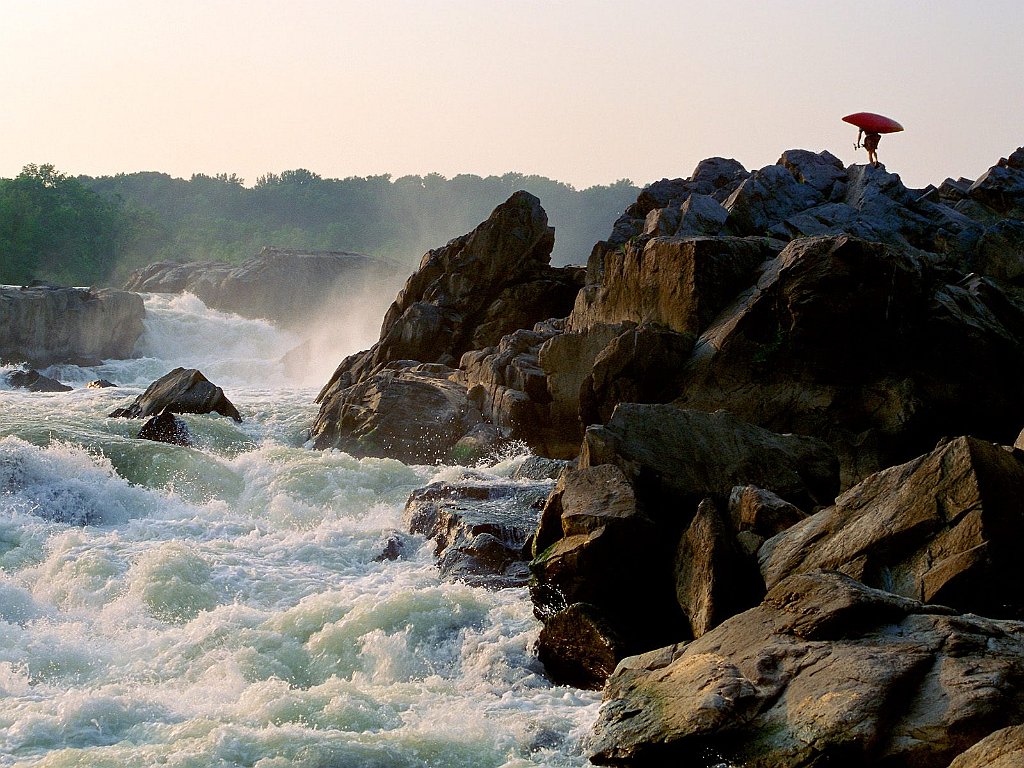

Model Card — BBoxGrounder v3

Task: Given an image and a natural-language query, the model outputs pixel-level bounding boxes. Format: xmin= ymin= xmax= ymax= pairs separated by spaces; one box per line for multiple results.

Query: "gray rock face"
xmin=759 ymin=435 xmax=1024 ymax=620
xmin=0 ymin=285 xmax=144 ymax=366
xmin=109 ymin=367 xmax=241 ymax=422
xmin=402 ymin=474 xmax=552 ymax=588
xmin=309 ymin=363 xmax=482 ymax=463
xmin=590 ymin=570 xmax=1024 ymax=768
xmin=123 ymin=247 xmax=397 ymax=329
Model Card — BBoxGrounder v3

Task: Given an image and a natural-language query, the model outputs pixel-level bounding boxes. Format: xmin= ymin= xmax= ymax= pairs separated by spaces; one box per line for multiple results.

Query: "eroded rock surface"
xmin=591 ymin=571 xmax=1024 ymax=768
xmin=109 ymin=367 xmax=241 ymax=422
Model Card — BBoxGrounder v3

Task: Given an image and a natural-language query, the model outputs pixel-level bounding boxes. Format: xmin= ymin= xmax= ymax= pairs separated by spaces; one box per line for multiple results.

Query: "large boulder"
xmin=948 ymin=726 xmax=1024 ymax=768
xmin=0 ymin=285 xmax=144 ymax=366
xmin=590 ymin=570 xmax=1024 ymax=768
xmin=123 ymin=247 xmax=399 ymax=329
xmin=309 ymin=363 xmax=482 ymax=463
xmin=109 ymin=367 xmax=242 ymax=422
xmin=760 ymin=435 xmax=1024 ymax=620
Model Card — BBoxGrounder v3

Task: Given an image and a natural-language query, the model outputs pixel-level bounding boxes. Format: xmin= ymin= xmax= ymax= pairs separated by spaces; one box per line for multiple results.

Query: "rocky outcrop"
xmin=309 ymin=363 xmax=482 ymax=464
xmin=109 ymin=368 xmax=241 ymax=422
xmin=5 ymin=369 xmax=72 ymax=393
xmin=948 ymin=725 xmax=1024 ymax=768
xmin=312 ymin=192 xmax=584 ymax=458
xmin=529 ymin=405 xmax=838 ymax=687
xmin=759 ymin=435 xmax=1024 ymax=619
xmin=590 ymin=570 xmax=1024 ymax=768
xmin=0 ymin=285 xmax=144 ymax=366
xmin=123 ymin=247 xmax=399 ymax=329
xmin=402 ymin=474 xmax=553 ymax=588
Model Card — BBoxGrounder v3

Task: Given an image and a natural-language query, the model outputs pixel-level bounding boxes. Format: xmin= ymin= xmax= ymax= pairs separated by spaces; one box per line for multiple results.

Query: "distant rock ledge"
xmin=0 ymin=284 xmax=145 ymax=367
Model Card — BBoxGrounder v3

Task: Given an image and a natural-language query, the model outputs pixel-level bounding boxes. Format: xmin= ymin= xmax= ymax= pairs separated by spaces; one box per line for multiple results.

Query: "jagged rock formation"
xmin=590 ymin=571 xmax=1024 ymax=768
xmin=123 ymin=247 xmax=399 ymax=328
xmin=528 ymin=405 xmax=837 ymax=688
xmin=0 ymin=285 xmax=145 ymax=366
xmin=137 ymin=412 xmax=192 ymax=446
xmin=109 ymin=367 xmax=241 ymax=422
xmin=311 ymin=192 xmax=584 ymax=458
xmin=759 ymin=435 xmax=1024 ymax=620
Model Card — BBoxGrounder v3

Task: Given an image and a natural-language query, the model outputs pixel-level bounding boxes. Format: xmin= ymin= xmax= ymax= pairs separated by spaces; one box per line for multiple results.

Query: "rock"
xmin=85 ymin=379 xmax=117 ymax=389
xmin=109 ymin=367 xmax=242 ymax=422
xmin=675 ymin=497 xmax=763 ymax=639
xmin=5 ymin=369 xmax=72 ymax=393
xmin=972 ymin=219 xmax=1024 ymax=283
xmin=582 ymin=405 xmax=839 ymax=512
xmin=402 ymin=474 xmax=552 ymax=588
xmin=724 ymin=163 xmax=825 ymax=236
xmin=529 ymin=407 xmax=837 ymax=686
xmin=319 ymin=192 xmax=580 ymax=392
xmin=373 ymin=531 xmax=408 ymax=562
xmin=567 ymin=236 xmax=774 ymax=336
xmin=948 ymin=725 xmax=1024 ymax=768
xmin=674 ymin=193 xmax=729 ymax=237
xmin=759 ymin=435 xmax=1024 ymax=620
xmin=578 ymin=323 xmax=695 ymax=426
xmin=511 ymin=455 xmax=572 ymax=482
xmin=590 ymin=570 xmax=1024 ymax=768
xmin=449 ymin=422 xmax=504 ymax=465
xmin=137 ymin=412 xmax=191 ymax=446
xmin=778 ymin=148 xmax=847 ymax=196
xmin=536 ymin=603 xmax=624 ymax=691
xmin=728 ymin=484 xmax=808 ymax=540
xmin=674 ymin=234 xmax=1024 ymax=487
xmin=123 ymin=247 xmax=399 ymax=329
xmin=0 ymin=285 xmax=144 ymax=367
xmin=309 ymin=363 xmax=482 ymax=463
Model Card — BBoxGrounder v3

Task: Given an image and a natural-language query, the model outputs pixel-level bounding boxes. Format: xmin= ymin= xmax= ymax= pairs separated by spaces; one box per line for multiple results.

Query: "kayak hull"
xmin=842 ymin=112 xmax=904 ymax=134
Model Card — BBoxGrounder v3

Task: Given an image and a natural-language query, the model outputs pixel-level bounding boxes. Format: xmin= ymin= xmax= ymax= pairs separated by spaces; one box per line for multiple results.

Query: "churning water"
xmin=0 ymin=295 xmax=600 ymax=767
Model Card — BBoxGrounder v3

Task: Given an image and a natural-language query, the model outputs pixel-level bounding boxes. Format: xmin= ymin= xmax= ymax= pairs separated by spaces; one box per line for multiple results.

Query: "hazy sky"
xmin=3 ymin=0 xmax=1022 ymax=190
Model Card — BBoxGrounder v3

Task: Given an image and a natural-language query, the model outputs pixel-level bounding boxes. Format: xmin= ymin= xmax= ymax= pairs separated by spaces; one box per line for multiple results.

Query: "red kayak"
xmin=842 ymin=112 xmax=904 ymax=134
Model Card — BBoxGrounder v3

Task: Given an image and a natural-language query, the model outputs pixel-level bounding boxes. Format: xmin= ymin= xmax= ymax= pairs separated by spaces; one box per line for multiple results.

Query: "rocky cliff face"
xmin=0 ymin=285 xmax=145 ymax=366
xmin=123 ymin=247 xmax=399 ymax=329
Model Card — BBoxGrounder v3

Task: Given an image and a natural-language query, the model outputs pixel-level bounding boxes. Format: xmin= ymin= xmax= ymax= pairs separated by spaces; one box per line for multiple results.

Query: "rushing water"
xmin=0 ymin=294 xmax=600 ymax=768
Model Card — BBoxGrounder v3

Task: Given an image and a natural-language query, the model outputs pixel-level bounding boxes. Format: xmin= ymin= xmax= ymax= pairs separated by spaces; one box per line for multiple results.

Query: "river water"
xmin=0 ymin=294 xmax=600 ymax=767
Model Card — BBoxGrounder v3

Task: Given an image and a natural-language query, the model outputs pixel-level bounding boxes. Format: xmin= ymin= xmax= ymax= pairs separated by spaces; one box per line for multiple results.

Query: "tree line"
xmin=0 ymin=164 xmax=639 ymax=287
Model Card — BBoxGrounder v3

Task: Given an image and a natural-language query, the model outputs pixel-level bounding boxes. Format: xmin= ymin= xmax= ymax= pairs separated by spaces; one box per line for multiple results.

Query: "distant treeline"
xmin=0 ymin=164 xmax=639 ymax=287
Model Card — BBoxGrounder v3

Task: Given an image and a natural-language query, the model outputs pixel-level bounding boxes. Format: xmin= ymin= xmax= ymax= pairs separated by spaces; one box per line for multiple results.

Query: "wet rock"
xmin=85 ymin=379 xmax=117 ymax=389
xmin=759 ymin=435 xmax=1024 ymax=620
xmin=5 ymin=369 xmax=72 ymax=393
xmin=373 ymin=531 xmax=408 ymax=562
xmin=402 ymin=475 xmax=552 ymax=588
xmin=590 ymin=571 xmax=1024 ymax=768
xmin=137 ymin=412 xmax=191 ymax=447
xmin=309 ymin=363 xmax=482 ymax=463
xmin=109 ymin=367 xmax=242 ymax=422
xmin=0 ymin=285 xmax=144 ymax=367
xmin=536 ymin=603 xmax=624 ymax=690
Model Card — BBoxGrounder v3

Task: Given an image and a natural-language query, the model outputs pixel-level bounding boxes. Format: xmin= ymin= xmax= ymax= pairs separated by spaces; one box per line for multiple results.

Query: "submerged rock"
xmin=85 ymin=379 xmax=117 ymax=389
xmin=5 ymin=369 xmax=72 ymax=393
xmin=109 ymin=367 xmax=242 ymax=422
xmin=402 ymin=475 xmax=552 ymax=588
xmin=137 ymin=412 xmax=192 ymax=447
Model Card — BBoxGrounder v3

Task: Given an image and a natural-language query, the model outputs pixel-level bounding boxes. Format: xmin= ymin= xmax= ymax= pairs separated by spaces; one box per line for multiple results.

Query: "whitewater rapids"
xmin=0 ymin=294 xmax=600 ymax=767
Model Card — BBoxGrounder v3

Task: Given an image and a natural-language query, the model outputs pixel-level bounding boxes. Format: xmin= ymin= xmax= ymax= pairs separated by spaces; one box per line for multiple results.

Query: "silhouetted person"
xmin=856 ymin=128 xmax=882 ymax=167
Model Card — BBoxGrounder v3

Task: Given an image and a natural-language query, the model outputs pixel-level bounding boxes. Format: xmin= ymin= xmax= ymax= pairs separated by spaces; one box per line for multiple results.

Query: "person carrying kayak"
xmin=856 ymin=128 xmax=882 ymax=167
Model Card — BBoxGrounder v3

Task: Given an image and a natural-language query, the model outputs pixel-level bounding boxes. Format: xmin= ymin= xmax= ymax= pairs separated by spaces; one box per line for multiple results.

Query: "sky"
xmin=2 ymin=0 xmax=1022 ymax=191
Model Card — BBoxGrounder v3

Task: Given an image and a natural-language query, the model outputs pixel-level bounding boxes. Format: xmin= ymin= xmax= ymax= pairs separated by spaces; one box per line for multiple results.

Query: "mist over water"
xmin=0 ymin=295 xmax=600 ymax=767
